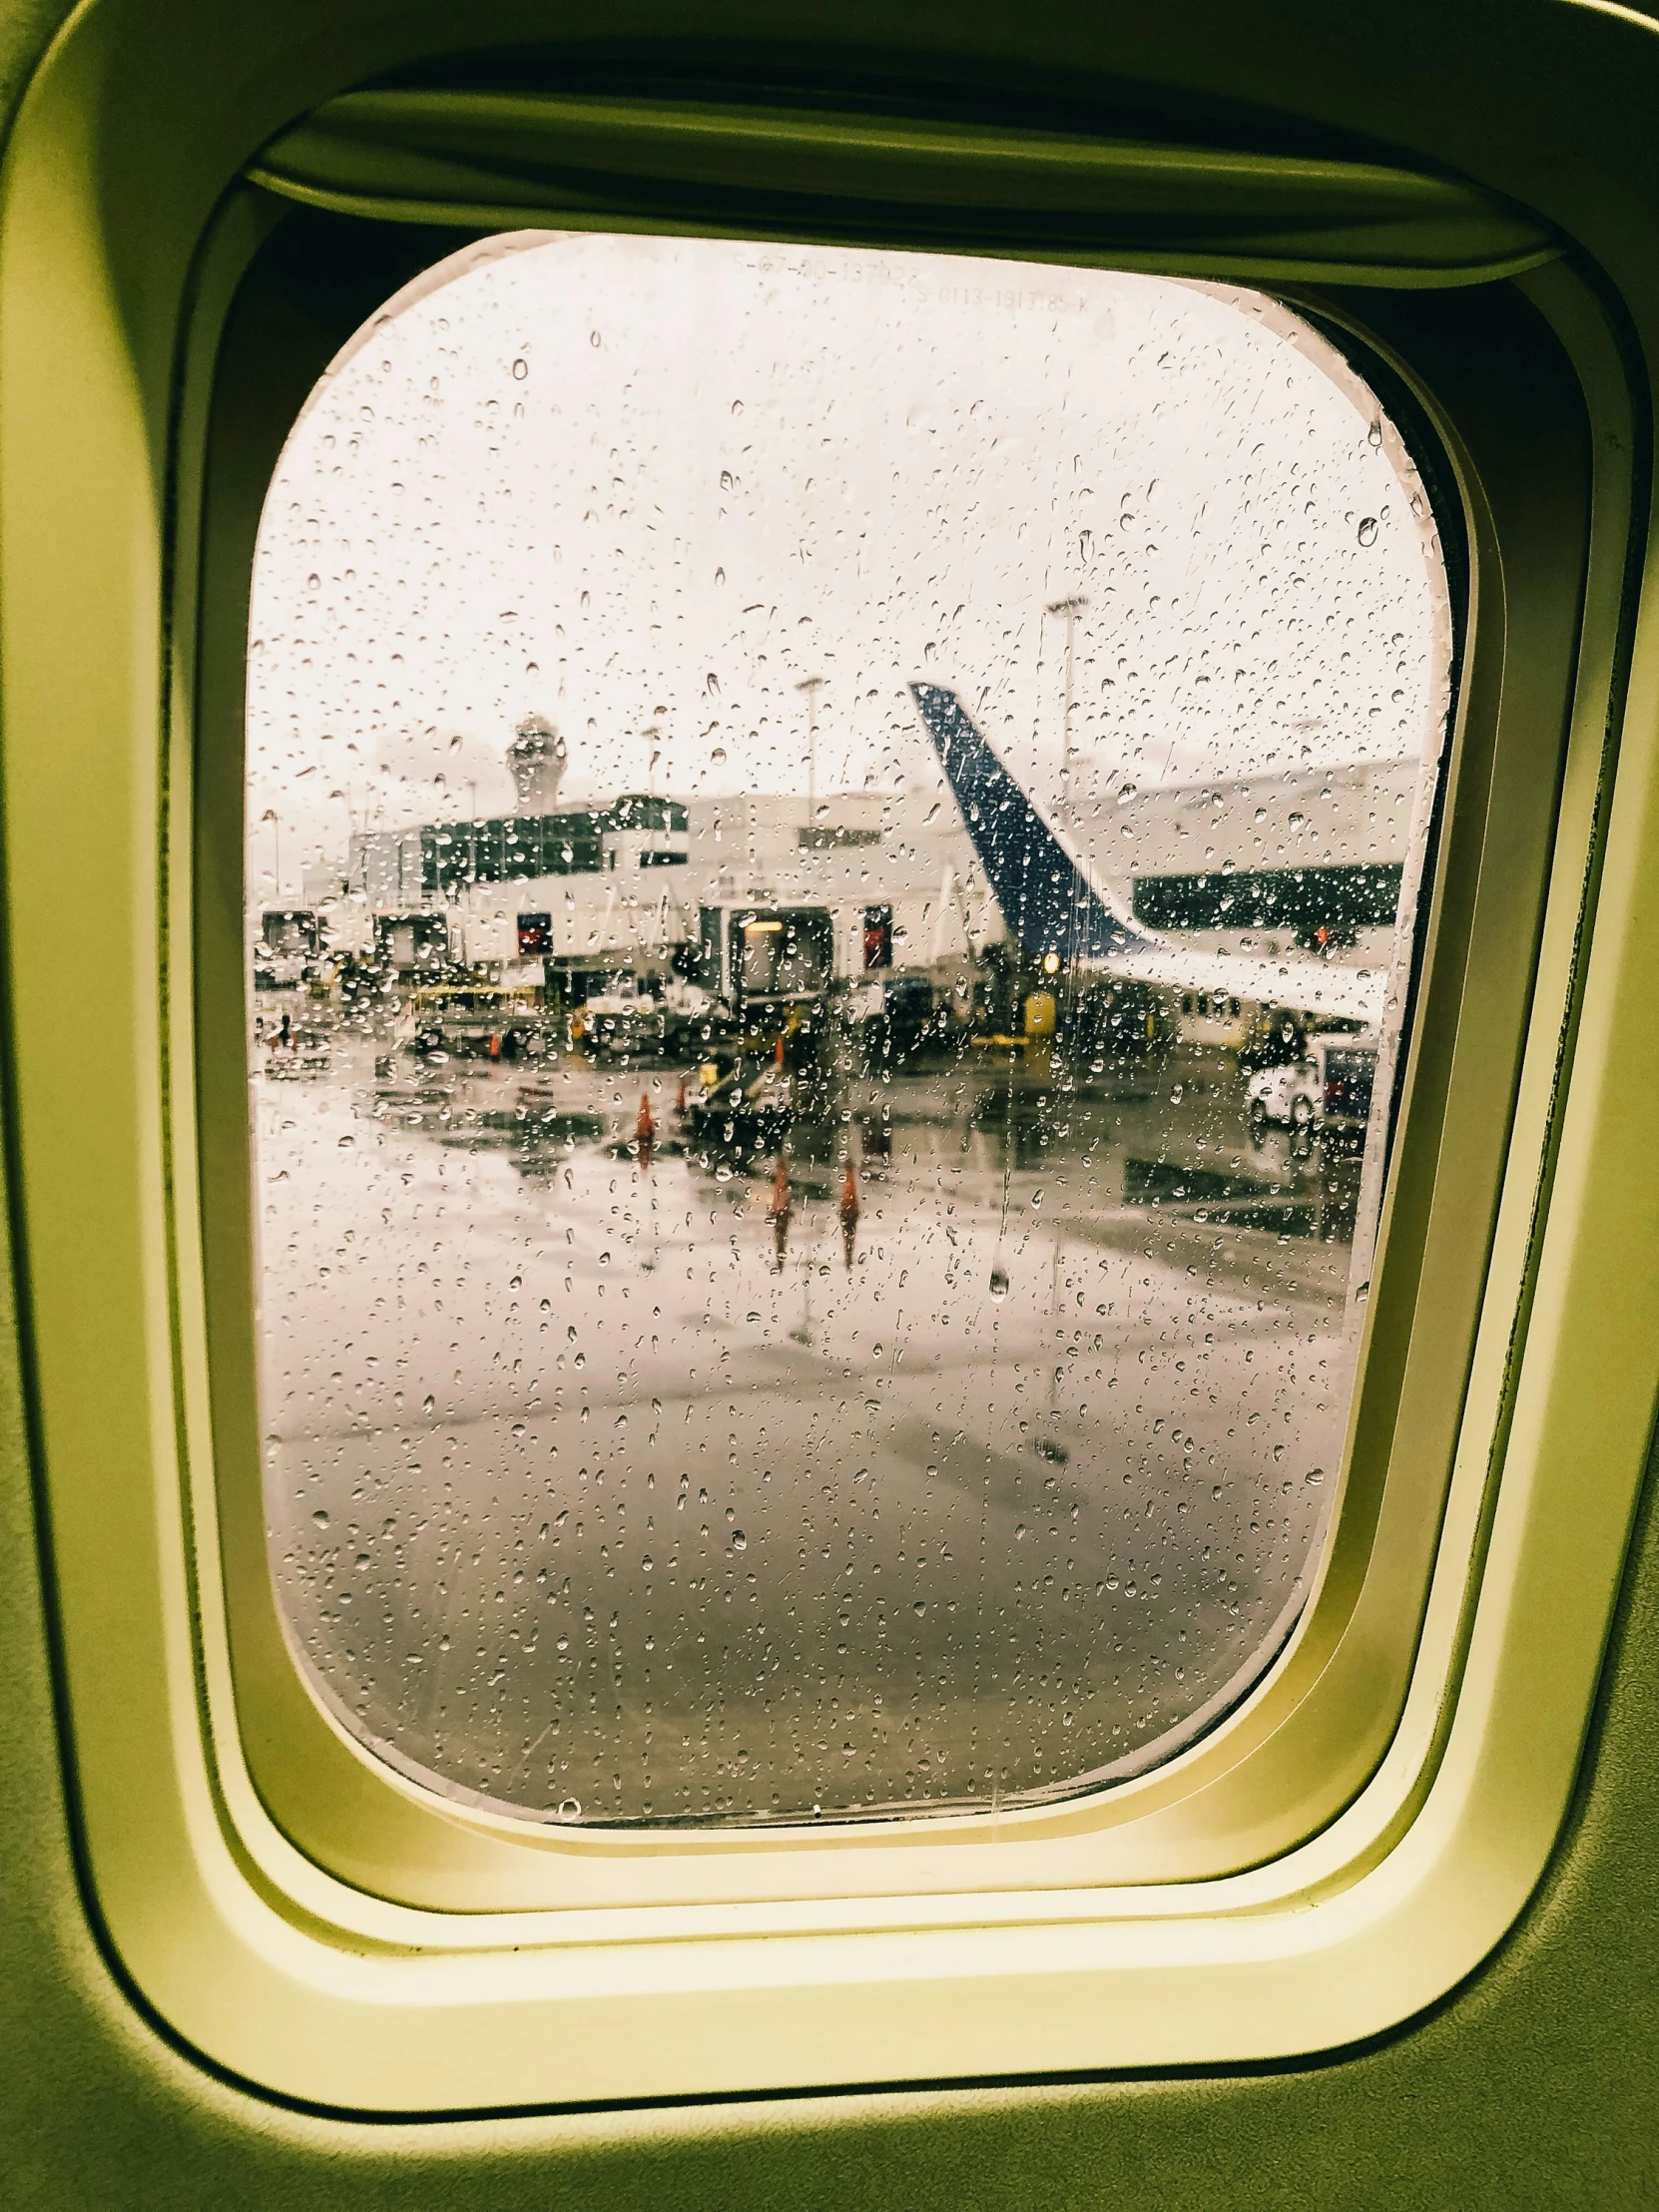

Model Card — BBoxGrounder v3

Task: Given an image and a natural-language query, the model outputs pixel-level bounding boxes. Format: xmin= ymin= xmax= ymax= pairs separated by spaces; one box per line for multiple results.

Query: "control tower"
xmin=506 ymin=715 xmax=567 ymax=814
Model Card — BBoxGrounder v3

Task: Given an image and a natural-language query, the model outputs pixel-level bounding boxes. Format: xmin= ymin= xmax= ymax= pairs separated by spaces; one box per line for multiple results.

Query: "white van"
xmin=1247 ymin=1032 xmax=1380 ymax=1139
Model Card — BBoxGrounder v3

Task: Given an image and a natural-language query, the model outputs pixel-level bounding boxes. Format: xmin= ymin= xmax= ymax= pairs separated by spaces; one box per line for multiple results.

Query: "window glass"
xmin=248 ymin=235 xmax=1450 ymax=1826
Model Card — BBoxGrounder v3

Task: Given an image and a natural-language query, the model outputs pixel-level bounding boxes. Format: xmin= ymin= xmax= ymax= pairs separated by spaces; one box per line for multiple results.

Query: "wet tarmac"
xmin=257 ymin=1018 xmax=1365 ymax=1826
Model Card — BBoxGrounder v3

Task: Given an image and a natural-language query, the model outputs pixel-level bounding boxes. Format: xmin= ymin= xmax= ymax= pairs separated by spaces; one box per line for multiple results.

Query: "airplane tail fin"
xmin=908 ymin=684 xmax=1147 ymax=962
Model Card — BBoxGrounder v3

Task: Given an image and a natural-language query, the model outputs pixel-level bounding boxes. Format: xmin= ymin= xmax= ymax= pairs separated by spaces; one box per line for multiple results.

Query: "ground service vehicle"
xmin=397 ymin=983 xmax=546 ymax=1061
xmin=1249 ymin=1034 xmax=1381 ymax=1140
xmin=698 ymin=899 xmax=838 ymax=1018
xmin=6 ymin=4 xmax=1659 ymax=2208
xmin=252 ymin=907 xmax=320 ymax=989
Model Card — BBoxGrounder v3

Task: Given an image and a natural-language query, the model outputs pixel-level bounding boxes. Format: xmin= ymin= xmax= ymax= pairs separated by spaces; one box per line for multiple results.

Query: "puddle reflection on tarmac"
xmin=259 ymin=1029 xmax=1364 ymax=1826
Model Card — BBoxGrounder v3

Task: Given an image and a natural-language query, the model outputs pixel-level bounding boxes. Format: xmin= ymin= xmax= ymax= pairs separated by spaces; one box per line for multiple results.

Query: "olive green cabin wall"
xmin=4 ymin=0 xmax=1659 ymax=2199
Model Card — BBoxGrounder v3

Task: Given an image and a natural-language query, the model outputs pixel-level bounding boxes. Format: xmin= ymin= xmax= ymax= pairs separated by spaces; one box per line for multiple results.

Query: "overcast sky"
xmin=247 ymin=234 xmax=1446 ymax=899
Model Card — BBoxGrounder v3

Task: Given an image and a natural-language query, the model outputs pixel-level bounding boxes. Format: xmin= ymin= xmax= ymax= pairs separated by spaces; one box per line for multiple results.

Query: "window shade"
xmin=247 ymin=89 xmax=1558 ymax=286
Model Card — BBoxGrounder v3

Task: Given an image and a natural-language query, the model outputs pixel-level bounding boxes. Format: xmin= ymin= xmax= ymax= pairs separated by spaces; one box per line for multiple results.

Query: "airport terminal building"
xmin=296 ymin=721 xmax=1422 ymax=1028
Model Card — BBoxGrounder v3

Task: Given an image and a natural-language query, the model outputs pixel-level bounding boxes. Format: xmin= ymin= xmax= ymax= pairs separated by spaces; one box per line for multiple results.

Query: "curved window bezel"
xmin=192 ymin=201 xmax=1580 ymax=1908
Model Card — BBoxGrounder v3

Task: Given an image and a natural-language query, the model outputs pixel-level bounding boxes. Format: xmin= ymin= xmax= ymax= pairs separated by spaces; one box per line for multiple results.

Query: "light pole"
xmin=642 ymin=725 xmax=664 ymax=880
xmin=329 ymin=788 xmax=354 ymax=899
xmin=1045 ymin=594 xmax=1087 ymax=819
xmin=260 ymin=808 xmax=280 ymax=900
xmin=795 ymin=676 xmax=825 ymax=843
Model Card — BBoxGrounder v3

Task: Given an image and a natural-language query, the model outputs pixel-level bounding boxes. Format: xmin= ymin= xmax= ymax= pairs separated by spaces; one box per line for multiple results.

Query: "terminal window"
xmin=247 ymin=235 xmax=1451 ymax=1826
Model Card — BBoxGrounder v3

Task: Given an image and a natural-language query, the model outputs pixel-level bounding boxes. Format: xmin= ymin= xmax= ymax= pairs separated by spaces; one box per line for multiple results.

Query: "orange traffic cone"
xmin=839 ymin=1158 xmax=859 ymax=1271
xmin=770 ymin=1152 xmax=792 ymax=1273
xmin=839 ymin=1158 xmax=858 ymax=1221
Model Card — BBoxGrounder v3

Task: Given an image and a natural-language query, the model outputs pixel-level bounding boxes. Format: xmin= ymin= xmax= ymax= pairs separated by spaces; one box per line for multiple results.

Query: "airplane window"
xmin=248 ymin=235 xmax=1450 ymax=1827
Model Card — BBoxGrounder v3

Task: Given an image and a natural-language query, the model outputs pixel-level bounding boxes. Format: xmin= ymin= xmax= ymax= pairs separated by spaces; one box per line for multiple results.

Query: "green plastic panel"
xmin=248 ymin=86 xmax=1560 ymax=282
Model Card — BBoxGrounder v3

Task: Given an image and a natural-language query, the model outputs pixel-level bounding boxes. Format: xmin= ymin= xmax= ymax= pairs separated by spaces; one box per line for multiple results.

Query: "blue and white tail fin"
xmin=908 ymin=684 xmax=1149 ymax=963
xmin=909 ymin=682 xmax=1389 ymax=1027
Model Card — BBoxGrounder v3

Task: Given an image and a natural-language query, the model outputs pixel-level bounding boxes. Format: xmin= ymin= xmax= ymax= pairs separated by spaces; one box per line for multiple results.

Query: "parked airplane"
xmin=908 ymin=683 xmax=1390 ymax=1028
